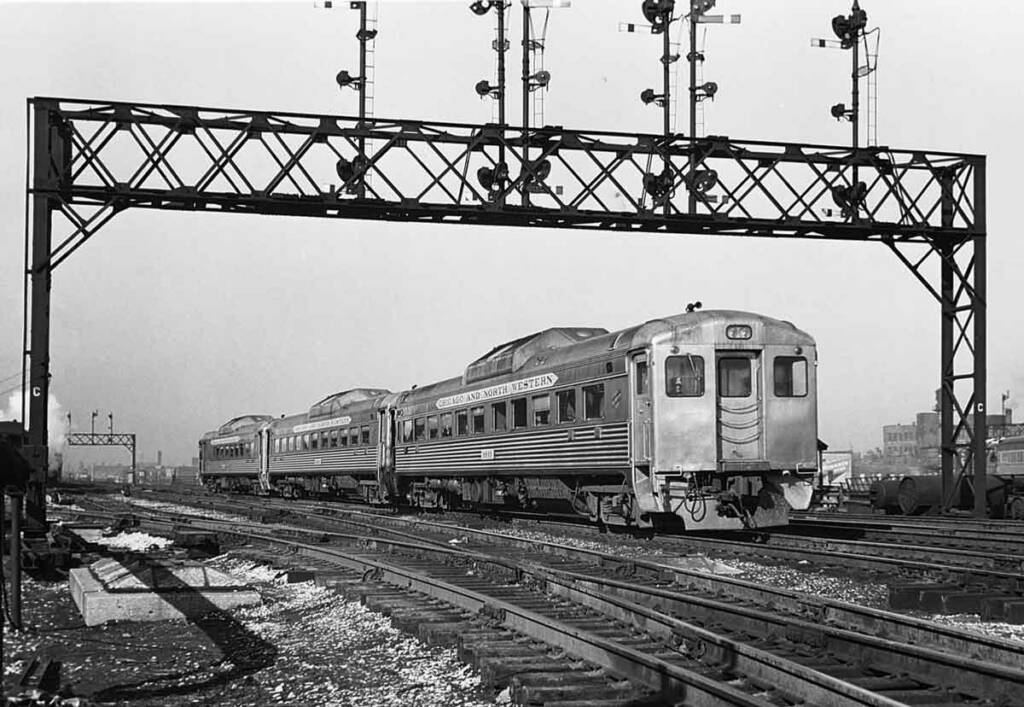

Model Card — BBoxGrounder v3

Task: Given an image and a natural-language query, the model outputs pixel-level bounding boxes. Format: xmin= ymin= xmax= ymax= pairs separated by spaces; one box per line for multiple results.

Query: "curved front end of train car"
xmin=629 ymin=312 xmax=817 ymax=530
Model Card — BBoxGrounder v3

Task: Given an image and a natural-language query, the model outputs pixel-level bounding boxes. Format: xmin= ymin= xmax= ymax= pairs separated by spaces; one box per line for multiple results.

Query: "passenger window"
xmin=361 ymin=426 xmax=370 ymax=445
xmin=472 ymin=406 xmax=485 ymax=434
xmin=636 ymin=361 xmax=649 ymax=395
xmin=350 ymin=428 xmax=359 ymax=446
xmin=583 ymin=383 xmax=605 ymax=420
xmin=441 ymin=412 xmax=453 ymax=438
xmin=665 ymin=355 xmax=705 ymax=397
xmin=341 ymin=428 xmax=350 ymax=446
xmin=557 ymin=389 xmax=577 ymax=423
xmin=427 ymin=415 xmax=439 ymax=440
xmin=492 ymin=401 xmax=507 ymax=432
xmin=311 ymin=433 xmax=319 ymax=450
xmin=330 ymin=430 xmax=338 ymax=448
xmin=773 ymin=356 xmax=808 ymax=397
xmin=414 ymin=418 xmax=426 ymax=441
xmin=533 ymin=394 xmax=550 ymax=426
xmin=303 ymin=434 xmax=310 ymax=451
xmin=456 ymin=410 xmax=468 ymax=436
xmin=718 ymin=357 xmax=752 ymax=397
xmin=321 ymin=431 xmax=329 ymax=448
xmin=511 ymin=398 xmax=528 ymax=429
xmin=402 ymin=419 xmax=413 ymax=443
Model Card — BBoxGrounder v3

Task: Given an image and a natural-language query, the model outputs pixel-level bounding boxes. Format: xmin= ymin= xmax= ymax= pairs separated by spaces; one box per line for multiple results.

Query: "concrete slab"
xmin=69 ymin=557 xmax=261 ymax=626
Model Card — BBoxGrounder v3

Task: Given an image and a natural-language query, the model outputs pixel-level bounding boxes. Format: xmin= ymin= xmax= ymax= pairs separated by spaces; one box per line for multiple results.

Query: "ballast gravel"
xmin=205 ymin=555 xmax=493 ymax=706
xmin=119 ymin=496 xmax=251 ymax=523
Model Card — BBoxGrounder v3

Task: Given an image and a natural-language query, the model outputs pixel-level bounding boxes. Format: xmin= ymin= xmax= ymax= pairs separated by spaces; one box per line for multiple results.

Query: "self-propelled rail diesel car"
xmin=199 ymin=310 xmax=818 ymax=530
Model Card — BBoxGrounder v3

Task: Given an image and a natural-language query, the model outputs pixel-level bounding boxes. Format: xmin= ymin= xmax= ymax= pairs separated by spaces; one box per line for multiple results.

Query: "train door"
xmin=629 ymin=352 xmax=659 ymax=512
xmin=375 ymin=408 xmax=396 ymax=503
xmin=716 ymin=352 xmax=764 ymax=463
xmin=257 ymin=427 xmax=271 ymax=493
xmin=630 ymin=352 xmax=653 ymax=466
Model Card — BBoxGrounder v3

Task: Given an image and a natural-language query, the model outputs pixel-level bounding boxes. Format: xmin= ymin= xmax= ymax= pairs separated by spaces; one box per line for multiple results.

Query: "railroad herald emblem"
xmin=435 ymin=373 xmax=559 ymax=410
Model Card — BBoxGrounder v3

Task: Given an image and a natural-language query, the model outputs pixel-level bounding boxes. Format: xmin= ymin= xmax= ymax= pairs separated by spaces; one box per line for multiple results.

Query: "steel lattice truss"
xmin=66 ymin=433 xmax=136 ymax=454
xmin=32 ymin=97 xmax=983 ymax=261
xmin=22 ymin=96 xmax=987 ymax=523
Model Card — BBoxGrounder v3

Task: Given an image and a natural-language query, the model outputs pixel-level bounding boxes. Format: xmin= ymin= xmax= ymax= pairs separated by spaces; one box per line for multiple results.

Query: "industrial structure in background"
xmin=63 ymin=410 xmax=137 ymax=484
xmin=882 ymin=389 xmax=1019 ymax=467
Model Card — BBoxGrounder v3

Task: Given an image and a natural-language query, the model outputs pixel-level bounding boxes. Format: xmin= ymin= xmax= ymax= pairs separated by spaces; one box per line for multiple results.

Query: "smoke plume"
xmin=2 ymin=389 xmax=68 ymax=449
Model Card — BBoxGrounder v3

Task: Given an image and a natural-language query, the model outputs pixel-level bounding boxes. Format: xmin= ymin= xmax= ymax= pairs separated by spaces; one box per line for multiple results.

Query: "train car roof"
xmin=199 ymin=414 xmax=273 ymax=441
xmin=308 ymin=388 xmax=391 ymax=419
xmin=397 ymin=310 xmax=812 ymax=408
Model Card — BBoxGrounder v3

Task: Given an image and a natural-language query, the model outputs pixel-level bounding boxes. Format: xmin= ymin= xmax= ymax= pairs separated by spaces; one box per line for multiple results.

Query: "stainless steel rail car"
xmin=198 ymin=310 xmax=818 ymax=530
xmin=198 ymin=415 xmax=270 ymax=490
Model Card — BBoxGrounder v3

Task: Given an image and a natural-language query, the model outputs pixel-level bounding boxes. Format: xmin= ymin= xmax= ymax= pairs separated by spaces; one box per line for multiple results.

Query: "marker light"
xmin=726 ymin=325 xmax=752 ymax=340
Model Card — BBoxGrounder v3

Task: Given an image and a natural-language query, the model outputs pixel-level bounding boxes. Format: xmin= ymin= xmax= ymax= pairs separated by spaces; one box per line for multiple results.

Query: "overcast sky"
xmin=1 ymin=0 xmax=1021 ymax=467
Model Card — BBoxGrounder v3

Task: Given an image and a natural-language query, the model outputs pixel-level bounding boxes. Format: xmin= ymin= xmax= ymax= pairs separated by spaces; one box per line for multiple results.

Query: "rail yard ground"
xmin=5 ymin=487 xmax=1024 ymax=705
xmin=3 ymin=549 xmax=490 ymax=705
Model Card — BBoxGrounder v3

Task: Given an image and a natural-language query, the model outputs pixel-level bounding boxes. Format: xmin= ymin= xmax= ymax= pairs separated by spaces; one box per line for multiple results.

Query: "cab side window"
xmin=636 ymin=361 xmax=649 ymax=395
xmin=666 ymin=355 xmax=705 ymax=397
xmin=773 ymin=356 xmax=808 ymax=397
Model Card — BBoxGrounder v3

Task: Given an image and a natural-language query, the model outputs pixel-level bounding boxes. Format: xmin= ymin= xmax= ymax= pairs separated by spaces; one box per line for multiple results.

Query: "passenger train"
xmin=198 ymin=310 xmax=819 ymax=531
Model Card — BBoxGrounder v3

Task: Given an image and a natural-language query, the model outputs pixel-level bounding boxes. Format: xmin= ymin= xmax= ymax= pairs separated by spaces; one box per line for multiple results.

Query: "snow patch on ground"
xmin=92 ymin=531 xmax=175 ymax=552
xmin=920 ymin=612 xmax=1024 ymax=644
xmin=207 ymin=555 xmax=493 ymax=705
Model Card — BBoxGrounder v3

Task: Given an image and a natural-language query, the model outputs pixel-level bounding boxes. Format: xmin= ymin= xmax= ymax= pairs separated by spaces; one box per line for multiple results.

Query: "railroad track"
xmin=62 ymin=490 xmax=1024 ymax=590
xmin=62 ymin=494 xmax=1024 ymax=705
xmin=794 ymin=511 xmax=1024 ymax=534
xmin=787 ymin=513 xmax=1024 ymax=557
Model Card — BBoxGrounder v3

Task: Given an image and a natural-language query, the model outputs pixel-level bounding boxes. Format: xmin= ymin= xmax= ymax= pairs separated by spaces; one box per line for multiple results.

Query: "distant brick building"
xmin=883 ymin=409 xmax=1013 ymax=465
xmin=883 ymin=424 xmax=917 ymax=459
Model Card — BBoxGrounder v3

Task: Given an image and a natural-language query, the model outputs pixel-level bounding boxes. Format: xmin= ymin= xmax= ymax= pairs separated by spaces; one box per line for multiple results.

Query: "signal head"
xmin=641 ymin=0 xmax=674 ymax=31
xmin=475 ymin=80 xmax=495 ymax=97
xmin=830 ymin=102 xmax=847 ymax=120
xmin=469 ymin=0 xmax=493 ymax=15
xmin=477 ymin=162 xmax=509 ymax=191
xmin=336 ymin=70 xmax=359 ymax=89
xmin=533 ymin=70 xmax=551 ymax=87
